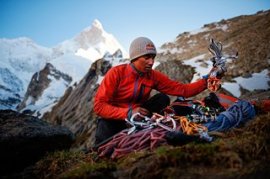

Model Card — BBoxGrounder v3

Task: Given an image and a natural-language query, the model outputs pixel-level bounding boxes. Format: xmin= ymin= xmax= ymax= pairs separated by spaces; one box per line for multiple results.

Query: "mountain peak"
xmin=92 ymin=19 xmax=103 ymax=30
xmin=82 ymin=19 xmax=103 ymax=33
xmin=56 ymin=19 xmax=128 ymax=59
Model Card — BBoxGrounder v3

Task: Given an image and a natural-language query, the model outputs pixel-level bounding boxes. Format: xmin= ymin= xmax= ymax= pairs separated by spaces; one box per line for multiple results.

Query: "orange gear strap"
xmin=176 ymin=116 xmax=208 ymax=135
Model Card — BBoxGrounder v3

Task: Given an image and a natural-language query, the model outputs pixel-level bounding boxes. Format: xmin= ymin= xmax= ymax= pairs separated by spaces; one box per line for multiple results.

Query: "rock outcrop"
xmin=0 ymin=110 xmax=74 ymax=175
xmin=17 ymin=63 xmax=72 ymax=113
xmin=159 ymin=10 xmax=270 ymax=79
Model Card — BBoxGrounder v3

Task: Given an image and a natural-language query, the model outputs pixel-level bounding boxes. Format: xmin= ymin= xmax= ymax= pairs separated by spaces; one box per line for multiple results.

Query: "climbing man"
xmin=94 ymin=37 xmax=223 ymax=145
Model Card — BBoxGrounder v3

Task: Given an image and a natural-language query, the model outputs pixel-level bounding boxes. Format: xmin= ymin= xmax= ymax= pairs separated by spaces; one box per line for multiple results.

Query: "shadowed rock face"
xmin=17 ymin=63 xmax=72 ymax=113
xmin=0 ymin=110 xmax=75 ymax=175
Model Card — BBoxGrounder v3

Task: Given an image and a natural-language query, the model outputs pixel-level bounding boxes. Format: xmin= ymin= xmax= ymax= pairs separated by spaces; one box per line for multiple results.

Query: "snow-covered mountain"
xmin=0 ymin=19 xmax=128 ymax=112
xmin=17 ymin=50 xmax=125 ymax=117
xmin=53 ymin=19 xmax=128 ymax=60
xmin=0 ymin=37 xmax=52 ymax=109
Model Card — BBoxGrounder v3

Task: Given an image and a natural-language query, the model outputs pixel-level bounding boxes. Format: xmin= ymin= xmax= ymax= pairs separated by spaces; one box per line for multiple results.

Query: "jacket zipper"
xmin=136 ymin=84 xmax=145 ymax=102
xmin=128 ymin=75 xmax=139 ymax=114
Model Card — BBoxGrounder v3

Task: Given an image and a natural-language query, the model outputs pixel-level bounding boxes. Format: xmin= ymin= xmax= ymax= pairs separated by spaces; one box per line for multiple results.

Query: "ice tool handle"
xmin=208 ymin=38 xmax=238 ymax=77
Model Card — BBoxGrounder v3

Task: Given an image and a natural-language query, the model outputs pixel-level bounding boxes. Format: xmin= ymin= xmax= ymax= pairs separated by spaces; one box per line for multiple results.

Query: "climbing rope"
xmin=97 ymin=112 xmax=213 ymax=159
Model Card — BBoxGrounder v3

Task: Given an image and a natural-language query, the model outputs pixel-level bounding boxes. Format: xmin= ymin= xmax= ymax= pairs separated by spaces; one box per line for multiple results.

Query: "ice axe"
xmin=207 ymin=38 xmax=238 ymax=91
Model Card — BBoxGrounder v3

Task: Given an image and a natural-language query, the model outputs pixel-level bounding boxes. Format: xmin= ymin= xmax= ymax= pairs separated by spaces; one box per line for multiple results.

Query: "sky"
xmin=0 ymin=0 xmax=270 ymax=51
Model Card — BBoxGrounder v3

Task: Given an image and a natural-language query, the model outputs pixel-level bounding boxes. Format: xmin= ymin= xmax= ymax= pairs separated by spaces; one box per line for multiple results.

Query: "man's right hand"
xmin=132 ymin=107 xmax=150 ymax=116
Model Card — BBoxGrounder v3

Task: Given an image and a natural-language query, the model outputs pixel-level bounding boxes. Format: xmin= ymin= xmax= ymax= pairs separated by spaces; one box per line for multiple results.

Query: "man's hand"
xmin=132 ymin=107 xmax=150 ymax=116
xmin=208 ymin=66 xmax=226 ymax=79
xmin=206 ymin=67 xmax=225 ymax=92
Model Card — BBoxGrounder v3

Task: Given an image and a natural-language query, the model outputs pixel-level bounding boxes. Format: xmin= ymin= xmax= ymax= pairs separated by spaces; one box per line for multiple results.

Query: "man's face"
xmin=133 ymin=54 xmax=156 ymax=73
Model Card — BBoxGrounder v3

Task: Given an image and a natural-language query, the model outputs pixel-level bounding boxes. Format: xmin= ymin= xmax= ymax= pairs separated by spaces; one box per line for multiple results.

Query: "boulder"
xmin=0 ymin=110 xmax=75 ymax=175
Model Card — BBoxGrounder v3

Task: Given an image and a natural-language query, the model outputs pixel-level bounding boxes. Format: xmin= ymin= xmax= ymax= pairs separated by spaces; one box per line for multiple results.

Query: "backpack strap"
xmin=216 ymin=93 xmax=238 ymax=109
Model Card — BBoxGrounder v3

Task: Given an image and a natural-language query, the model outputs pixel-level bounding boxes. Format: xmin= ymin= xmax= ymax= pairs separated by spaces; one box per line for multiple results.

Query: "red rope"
xmin=97 ymin=114 xmax=209 ymax=159
xmin=98 ymin=127 xmax=168 ymax=159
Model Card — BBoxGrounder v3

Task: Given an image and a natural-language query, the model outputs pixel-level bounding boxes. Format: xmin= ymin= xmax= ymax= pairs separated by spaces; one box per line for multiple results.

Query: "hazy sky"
xmin=1 ymin=0 xmax=269 ymax=51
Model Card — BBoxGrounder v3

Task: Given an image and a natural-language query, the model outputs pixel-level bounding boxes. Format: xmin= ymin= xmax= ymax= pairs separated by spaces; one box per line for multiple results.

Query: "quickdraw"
xmin=151 ymin=113 xmax=177 ymax=131
xmin=176 ymin=116 xmax=208 ymax=135
xmin=126 ymin=112 xmax=177 ymax=133
xmin=163 ymin=99 xmax=219 ymax=123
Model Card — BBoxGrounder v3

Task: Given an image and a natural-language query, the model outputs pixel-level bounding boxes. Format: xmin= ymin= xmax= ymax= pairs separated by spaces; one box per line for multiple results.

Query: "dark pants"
xmin=94 ymin=93 xmax=170 ymax=146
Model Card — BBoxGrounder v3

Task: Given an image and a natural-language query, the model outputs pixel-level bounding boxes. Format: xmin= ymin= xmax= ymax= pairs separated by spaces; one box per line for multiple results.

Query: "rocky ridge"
xmin=43 ymin=51 xmax=123 ymax=150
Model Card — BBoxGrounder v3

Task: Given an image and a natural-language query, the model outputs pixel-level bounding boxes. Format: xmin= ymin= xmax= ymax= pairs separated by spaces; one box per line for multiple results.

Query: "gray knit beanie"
xmin=129 ymin=37 xmax=157 ymax=61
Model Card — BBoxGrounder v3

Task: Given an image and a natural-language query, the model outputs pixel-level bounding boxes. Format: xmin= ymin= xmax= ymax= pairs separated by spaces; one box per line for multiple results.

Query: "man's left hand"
xmin=208 ymin=66 xmax=226 ymax=79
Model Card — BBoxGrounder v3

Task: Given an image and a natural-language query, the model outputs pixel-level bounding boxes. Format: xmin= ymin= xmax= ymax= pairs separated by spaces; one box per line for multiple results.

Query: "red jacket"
xmin=94 ymin=64 xmax=207 ymax=120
